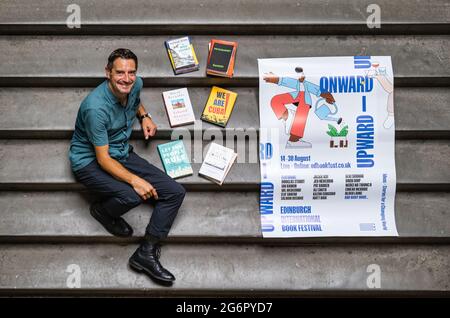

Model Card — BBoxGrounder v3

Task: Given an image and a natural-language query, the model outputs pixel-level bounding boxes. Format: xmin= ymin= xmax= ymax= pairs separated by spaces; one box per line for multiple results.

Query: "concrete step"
xmin=1 ymin=87 xmax=449 ymax=139
xmin=0 ymin=243 xmax=448 ymax=296
xmin=0 ymin=35 xmax=449 ymax=86
xmin=0 ymin=191 xmax=449 ymax=243
xmin=1 ymin=0 xmax=449 ymax=35
xmin=0 ymin=139 xmax=448 ymax=191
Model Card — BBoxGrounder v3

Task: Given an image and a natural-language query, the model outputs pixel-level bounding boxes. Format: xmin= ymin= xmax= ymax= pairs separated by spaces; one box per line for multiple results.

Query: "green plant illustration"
xmin=326 ymin=124 xmax=348 ymax=137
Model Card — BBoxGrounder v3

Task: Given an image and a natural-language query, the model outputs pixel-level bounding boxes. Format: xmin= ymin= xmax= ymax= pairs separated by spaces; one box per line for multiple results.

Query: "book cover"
xmin=201 ymin=86 xmax=238 ymax=127
xmin=165 ymin=36 xmax=199 ymax=75
xmin=199 ymin=142 xmax=237 ymax=185
xmin=157 ymin=140 xmax=193 ymax=179
xmin=162 ymin=88 xmax=196 ymax=127
xmin=206 ymin=39 xmax=238 ymax=78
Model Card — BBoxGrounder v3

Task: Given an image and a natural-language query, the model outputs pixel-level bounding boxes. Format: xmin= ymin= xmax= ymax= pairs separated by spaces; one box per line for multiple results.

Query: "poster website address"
xmin=312 ymin=161 xmax=351 ymax=169
xmin=289 ymin=161 xmax=352 ymax=169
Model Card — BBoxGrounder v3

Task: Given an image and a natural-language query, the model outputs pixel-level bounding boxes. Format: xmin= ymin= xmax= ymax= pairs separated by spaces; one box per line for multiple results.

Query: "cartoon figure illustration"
xmin=367 ymin=62 xmax=394 ymax=129
xmin=264 ymin=67 xmax=336 ymax=148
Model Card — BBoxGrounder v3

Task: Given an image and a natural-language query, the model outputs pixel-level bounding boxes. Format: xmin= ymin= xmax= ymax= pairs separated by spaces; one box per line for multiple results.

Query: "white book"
xmin=165 ymin=36 xmax=199 ymax=71
xmin=162 ymin=88 xmax=196 ymax=127
xmin=199 ymin=142 xmax=237 ymax=185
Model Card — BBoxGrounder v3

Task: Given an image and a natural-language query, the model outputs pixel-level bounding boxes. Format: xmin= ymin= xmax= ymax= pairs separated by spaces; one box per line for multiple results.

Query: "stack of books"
xmin=157 ymin=140 xmax=193 ymax=179
xmin=206 ymin=39 xmax=238 ymax=78
xmin=158 ymin=37 xmax=240 ymax=184
xmin=199 ymin=142 xmax=237 ymax=185
xmin=165 ymin=36 xmax=200 ymax=75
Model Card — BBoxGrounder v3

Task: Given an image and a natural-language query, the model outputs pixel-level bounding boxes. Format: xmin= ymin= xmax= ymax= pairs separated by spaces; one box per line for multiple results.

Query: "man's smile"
xmin=118 ymin=82 xmax=133 ymax=90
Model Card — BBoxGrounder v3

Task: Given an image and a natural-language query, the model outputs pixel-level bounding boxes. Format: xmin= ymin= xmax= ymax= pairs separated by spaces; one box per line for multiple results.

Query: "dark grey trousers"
xmin=73 ymin=148 xmax=186 ymax=238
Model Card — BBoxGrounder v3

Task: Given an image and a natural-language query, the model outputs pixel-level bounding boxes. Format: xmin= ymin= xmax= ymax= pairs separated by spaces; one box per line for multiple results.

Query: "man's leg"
xmin=123 ymin=150 xmax=185 ymax=284
xmin=289 ymin=102 xmax=310 ymax=141
xmin=285 ymin=94 xmax=312 ymax=149
xmin=271 ymin=93 xmax=295 ymax=120
xmin=73 ymin=160 xmax=143 ymax=236
xmin=271 ymin=93 xmax=299 ymax=135
xmin=123 ymin=151 xmax=186 ymax=239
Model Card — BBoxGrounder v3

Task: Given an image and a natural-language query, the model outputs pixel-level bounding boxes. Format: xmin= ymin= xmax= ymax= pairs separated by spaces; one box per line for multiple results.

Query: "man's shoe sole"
xmin=90 ymin=207 xmax=133 ymax=238
xmin=129 ymin=259 xmax=175 ymax=283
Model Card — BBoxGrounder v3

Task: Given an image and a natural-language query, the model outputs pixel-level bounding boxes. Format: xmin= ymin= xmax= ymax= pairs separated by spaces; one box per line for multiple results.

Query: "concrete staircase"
xmin=0 ymin=0 xmax=449 ymax=296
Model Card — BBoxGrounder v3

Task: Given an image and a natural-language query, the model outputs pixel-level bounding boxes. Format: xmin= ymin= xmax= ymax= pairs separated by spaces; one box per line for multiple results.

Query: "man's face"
xmin=105 ymin=58 xmax=137 ymax=95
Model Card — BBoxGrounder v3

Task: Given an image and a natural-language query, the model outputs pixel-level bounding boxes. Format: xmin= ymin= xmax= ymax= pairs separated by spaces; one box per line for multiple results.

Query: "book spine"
xmin=190 ymin=43 xmax=199 ymax=65
xmin=174 ymin=65 xmax=200 ymax=75
xmin=165 ymin=42 xmax=177 ymax=73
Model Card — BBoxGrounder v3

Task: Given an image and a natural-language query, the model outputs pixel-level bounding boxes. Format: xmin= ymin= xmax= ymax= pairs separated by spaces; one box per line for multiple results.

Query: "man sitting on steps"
xmin=69 ymin=48 xmax=186 ymax=286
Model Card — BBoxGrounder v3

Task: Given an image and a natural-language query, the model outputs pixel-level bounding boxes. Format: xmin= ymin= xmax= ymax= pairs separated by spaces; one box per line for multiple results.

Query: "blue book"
xmin=157 ymin=140 xmax=193 ymax=179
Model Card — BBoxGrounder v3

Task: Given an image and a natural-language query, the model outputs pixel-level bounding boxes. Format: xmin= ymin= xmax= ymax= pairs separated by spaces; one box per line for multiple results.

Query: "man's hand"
xmin=263 ymin=72 xmax=279 ymax=84
xmin=131 ymin=175 xmax=159 ymax=201
xmin=142 ymin=117 xmax=157 ymax=140
xmin=320 ymin=92 xmax=335 ymax=104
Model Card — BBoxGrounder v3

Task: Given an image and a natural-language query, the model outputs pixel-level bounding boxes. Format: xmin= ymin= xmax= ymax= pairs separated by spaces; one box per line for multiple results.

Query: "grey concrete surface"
xmin=0 ymin=0 xmax=448 ymax=25
xmin=0 ymin=243 xmax=448 ymax=294
xmin=1 ymin=87 xmax=450 ymax=138
xmin=0 ymin=0 xmax=448 ymax=297
xmin=0 ymin=140 xmax=448 ymax=187
xmin=0 ymin=191 xmax=449 ymax=240
xmin=0 ymin=36 xmax=448 ymax=85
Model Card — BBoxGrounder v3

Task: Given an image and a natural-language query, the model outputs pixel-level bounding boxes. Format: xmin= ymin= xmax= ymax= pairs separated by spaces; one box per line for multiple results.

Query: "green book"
xmin=157 ymin=140 xmax=193 ymax=179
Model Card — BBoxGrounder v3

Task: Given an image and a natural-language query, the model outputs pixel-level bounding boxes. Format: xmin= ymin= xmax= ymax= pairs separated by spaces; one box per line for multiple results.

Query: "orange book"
xmin=206 ymin=39 xmax=238 ymax=78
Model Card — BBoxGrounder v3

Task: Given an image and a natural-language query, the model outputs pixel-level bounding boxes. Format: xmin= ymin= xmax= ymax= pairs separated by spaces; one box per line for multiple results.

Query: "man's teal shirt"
xmin=69 ymin=77 xmax=143 ymax=172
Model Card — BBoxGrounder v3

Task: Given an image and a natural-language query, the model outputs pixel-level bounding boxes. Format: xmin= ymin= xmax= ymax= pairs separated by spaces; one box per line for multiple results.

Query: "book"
xmin=199 ymin=142 xmax=237 ymax=185
xmin=165 ymin=36 xmax=199 ymax=75
xmin=206 ymin=39 xmax=238 ymax=78
xmin=157 ymin=140 xmax=193 ymax=179
xmin=201 ymin=86 xmax=238 ymax=127
xmin=162 ymin=88 xmax=196 ymax=127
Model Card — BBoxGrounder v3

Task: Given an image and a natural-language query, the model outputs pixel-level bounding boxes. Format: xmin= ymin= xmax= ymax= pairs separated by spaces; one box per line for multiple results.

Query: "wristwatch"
xmin=137 ymin=112 xmax=152 ymax=123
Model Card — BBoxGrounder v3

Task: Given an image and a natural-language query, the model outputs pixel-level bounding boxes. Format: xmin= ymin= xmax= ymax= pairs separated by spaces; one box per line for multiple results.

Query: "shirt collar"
xmin=103 ymin=80 xmax=121 ymax=106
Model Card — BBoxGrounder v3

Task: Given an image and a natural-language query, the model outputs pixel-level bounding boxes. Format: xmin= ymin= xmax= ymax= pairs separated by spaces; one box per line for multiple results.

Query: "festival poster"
xmin=258 ymin=57 xmax=398 ymax=237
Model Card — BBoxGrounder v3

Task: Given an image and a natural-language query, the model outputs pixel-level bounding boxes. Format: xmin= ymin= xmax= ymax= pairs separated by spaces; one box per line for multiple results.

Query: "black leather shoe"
xmin=90 ymin=203 xmax=133 ymax=237
xmin=129 ymin=242 xmax=175 ymax=284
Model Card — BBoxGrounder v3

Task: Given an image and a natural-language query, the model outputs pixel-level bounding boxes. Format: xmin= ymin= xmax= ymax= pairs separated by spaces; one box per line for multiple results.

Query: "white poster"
xmin=258 ymin=57 xmax=398 ymax=237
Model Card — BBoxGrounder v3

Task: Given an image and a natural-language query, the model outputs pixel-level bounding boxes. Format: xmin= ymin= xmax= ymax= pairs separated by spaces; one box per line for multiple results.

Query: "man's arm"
xmin=136 ymin=103 xmax=157 ymax=139
xmin=306 ymin=81 xmax=335 ymax=104
xmin=94 ymin=144 xmax=158 ymax=200
xmin=263 ymin=72 xmax=279 ymax=84
xmin=136 ymin=103 xmax=147 ymax=118
xmin=263 ymin=73 xmax=298 ymax=90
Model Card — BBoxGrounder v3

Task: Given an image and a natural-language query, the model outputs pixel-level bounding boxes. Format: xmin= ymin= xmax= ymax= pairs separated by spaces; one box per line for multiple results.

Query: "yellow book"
xmin=201 ymin=86 xmax=238 ymax=127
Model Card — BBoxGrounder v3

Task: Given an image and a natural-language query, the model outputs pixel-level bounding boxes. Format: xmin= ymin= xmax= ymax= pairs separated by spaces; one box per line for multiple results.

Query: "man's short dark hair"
xmin=295 ymin=67 xmax=303 ymax=73
xmin=106 ymin=48 xmax=138 ymax=70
